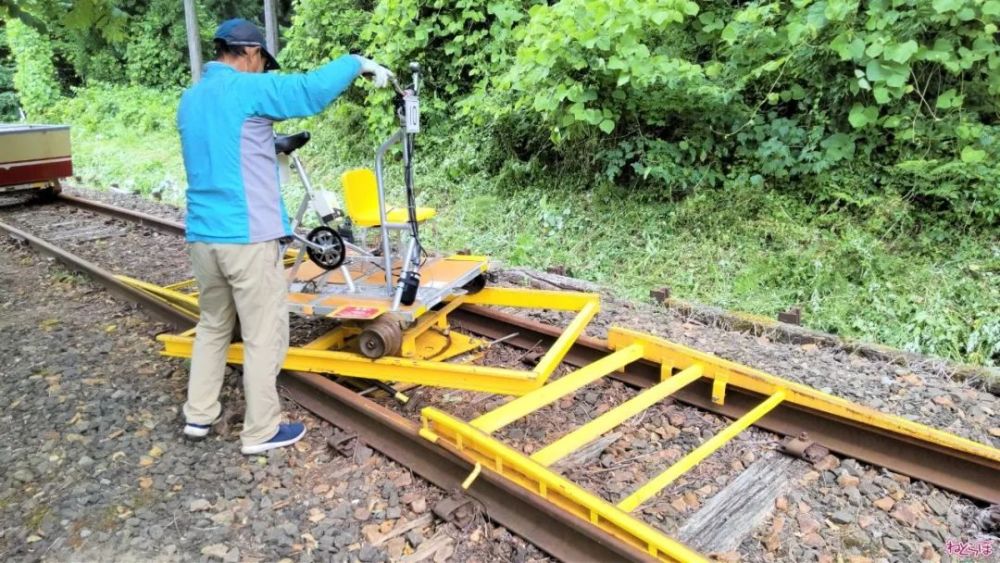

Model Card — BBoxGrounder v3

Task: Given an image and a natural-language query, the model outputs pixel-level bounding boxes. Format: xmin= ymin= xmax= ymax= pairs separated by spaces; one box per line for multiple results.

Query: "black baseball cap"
xmin=214 ymin=19 xmax=280 ymax=71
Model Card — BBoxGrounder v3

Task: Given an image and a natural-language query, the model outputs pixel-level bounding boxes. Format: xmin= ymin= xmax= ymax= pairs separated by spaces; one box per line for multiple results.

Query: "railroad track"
xmin=1 ymin=193 xmax=997 ymax=562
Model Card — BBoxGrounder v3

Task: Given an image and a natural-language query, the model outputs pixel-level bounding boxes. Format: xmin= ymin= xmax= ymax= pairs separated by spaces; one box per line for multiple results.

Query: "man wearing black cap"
xmin=176 ymin=18 xmax=393 ymax=455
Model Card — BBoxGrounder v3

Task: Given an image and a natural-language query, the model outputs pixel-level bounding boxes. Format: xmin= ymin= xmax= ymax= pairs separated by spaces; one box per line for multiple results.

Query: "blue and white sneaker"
xmin=183 ymin=414 xmax=222 ymax=439
xmin=241 ymin=422 xmax=307 ymax=455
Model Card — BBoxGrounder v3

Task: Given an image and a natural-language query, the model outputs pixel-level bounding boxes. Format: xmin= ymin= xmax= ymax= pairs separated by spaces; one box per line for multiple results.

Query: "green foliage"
xmin=4 ymin=0 xmax=266 ymax=90
xmin=363 ymin=0 xmax=533 ymax=97
xmin=2 ymin=0 xmax=129 ymax=41
xmin=122 ymin=0 xmax=212 ymax=88
xmin=506 ymin=0 xmax=712 ymax=139
xmin=5 ymin=18 xmax=60 ymax=117
xmin=4 ymin=0 xmax=131 ymax=85
xmin=0 ymin=24 xmax=21 ymax=120
xmin=46 ymin=82 xmax=178 ymax=133
xmin=489 ymin=0 xmax=1000 ymax=223
xmin=280 ymin=0 xmax=370 ymax=71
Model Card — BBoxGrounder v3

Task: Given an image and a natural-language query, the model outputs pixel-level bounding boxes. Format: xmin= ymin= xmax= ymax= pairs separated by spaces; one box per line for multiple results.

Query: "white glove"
xmin=354 ymin=55 xmax=394 ymax=89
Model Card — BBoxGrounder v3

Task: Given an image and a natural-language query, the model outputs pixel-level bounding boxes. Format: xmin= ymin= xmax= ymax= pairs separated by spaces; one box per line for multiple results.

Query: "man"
xmin=176 ymin=19 xmax=393 ymax=455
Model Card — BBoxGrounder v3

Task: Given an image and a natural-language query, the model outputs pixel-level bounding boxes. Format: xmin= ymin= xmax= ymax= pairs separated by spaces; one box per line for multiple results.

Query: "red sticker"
xmin=333 ymin=306 xmax=382 ymax=320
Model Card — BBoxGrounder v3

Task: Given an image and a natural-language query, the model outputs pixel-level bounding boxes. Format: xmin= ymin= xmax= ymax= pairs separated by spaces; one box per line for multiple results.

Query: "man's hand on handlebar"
xmin=353 ymin=55 xmax=395 ymax=89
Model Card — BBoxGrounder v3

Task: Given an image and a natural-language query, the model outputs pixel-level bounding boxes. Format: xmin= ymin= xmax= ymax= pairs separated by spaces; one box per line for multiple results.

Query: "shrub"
xmin=6 ymin=19 xmax=61 ymax=117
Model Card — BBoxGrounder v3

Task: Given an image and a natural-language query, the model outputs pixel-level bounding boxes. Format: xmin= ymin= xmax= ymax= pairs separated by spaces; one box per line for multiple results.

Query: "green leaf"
xmin=721 ymin=23 xmax=738 ymax=44
xmin=865 ymin=60 xmax=885 ymax=82
xmin=825 ymin=0 xmax=859 ymax=21
xmin=985 ymin=1 xmax=1000 ymax=16
xmin=831 ymin=33 xmax=865 ymax=60
xmin=848 ymin=104 xmax=878 ymax=128
xmin=960 ymin=146 xmax=986 ymax=163
xmin=931 ymin=0 xmax=962 ymax=13
xmin=873 ymin=86 xmax=891 ymax=104
xmin=821 ymin=133 xmax=857 ymax=161
xmin=598 ymin=119 xmax=615 ymax=133
xmin=884 ymin=40 xmax=918 ymax=64
xmin=935 ymin=88 xmax=962 ymax=109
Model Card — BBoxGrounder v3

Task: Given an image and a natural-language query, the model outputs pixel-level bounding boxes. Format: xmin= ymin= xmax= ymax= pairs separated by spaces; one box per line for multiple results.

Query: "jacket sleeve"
xmin=245 ymin=55 xmax=362 ymax=120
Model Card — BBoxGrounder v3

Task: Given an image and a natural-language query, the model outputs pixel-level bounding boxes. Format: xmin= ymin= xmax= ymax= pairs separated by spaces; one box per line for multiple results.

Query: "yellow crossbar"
xmin=407 ymin=295 xmax=466 ymax=336
xmin=531 ymin=363 xmax=704 ymax=467
xmin=617 ymin=391 xmax=786 ymax=513
xmin=460 ymin=286 xmax=599 ymax=311
xmin=532 ymin=300 xmax=600 ymax=383
xmin=470 ymin=343 xmax=645 ymax=434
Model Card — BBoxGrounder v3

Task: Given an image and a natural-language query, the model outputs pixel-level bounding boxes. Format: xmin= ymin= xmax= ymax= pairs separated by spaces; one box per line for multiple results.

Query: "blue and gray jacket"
xmin=177 ymin=56 xmax=361 ymax=243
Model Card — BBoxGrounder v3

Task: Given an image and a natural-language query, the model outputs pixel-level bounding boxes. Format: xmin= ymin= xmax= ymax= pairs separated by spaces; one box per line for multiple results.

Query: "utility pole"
xmin=264 ymin=0 xmax=279 ymax=56
xmin=185 ymin=1 xmax=276 ymax=83
xmin=183 ymin=0 xmax=202 ymax=83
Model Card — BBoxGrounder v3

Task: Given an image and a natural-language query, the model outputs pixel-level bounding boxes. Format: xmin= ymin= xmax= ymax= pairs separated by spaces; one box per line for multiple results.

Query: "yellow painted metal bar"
xmin=401 ymin=296 xmax=467 ymax=357
xmin=712 ymin=374 xmax=727 ymax=405
xmin=420 ymin=407 xmax=706 ymax=562
xmin=158 ymin=333 xmax=542 ymax=396
xmin=470 ymin=343 xmax=645 ymax=434
xmin=531 ymin=364 xmax=704 ymax=467
xmin=532 ymin=300 xmax=600 ymax=384
xmin=115 ymin=275 xmax=200 ymax=318
xmin=460 ymin=286 xmax=599 ymax=312
xmin=607 ymin=327 xmax=1000 ymax=463
xmin=617 ymin=391 xmax=786 ymax=513
xmin=163 ymin=278 xmax=198 ymax=291
xmin=303 ymin=327 xmax=355 ymax=350
xmin=446 ymin=254 xmax=490 ymax=267
xmin=117 ymin=275 xmax=200 ymax=308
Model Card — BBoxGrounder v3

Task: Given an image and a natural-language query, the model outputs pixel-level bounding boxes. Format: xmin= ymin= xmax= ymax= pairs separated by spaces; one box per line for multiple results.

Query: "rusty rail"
xmin=57 ymin=193 xmax=186 ymax=236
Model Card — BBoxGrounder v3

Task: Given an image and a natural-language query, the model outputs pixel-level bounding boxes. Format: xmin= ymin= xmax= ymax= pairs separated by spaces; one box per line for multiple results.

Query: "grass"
xmin=61 ymin=91 xmax=999 ymax=368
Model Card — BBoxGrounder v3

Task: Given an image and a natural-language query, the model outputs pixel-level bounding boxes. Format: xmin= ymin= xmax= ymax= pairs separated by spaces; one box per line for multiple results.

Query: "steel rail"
xmin=57 ymin=194 xmax=186 ymax=236
xmin=450 ymin=306 xmax=1000 ymax=505
xmin=0 ymin=205 xmax=653 ymax=562
xmin=0 ymin=218 xmax=195 ymax=329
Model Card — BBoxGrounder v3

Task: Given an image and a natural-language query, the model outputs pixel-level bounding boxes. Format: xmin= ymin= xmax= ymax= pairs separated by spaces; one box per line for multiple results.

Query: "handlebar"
xmin=390 ymin=61 xmax=421 ymax=97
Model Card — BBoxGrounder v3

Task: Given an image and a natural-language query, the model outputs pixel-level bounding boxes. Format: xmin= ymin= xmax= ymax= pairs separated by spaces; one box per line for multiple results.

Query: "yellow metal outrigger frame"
xmin=130 ymin=275 xmax=1000 ymax=562
xmin=420 ymin=327 xmax=1000 ymax=562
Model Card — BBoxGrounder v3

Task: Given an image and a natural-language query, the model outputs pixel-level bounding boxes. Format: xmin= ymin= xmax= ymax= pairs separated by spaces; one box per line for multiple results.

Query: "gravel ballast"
xmin=1 ymin=187 xmax=996 ymax=562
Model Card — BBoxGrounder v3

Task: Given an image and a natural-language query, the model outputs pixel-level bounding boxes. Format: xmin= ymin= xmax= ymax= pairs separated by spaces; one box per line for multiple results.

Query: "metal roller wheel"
xmin=305 ymin=226 xmax=346 ymax=270
xmin=358 ymin=315 xmax=402 ymax=359
xmin=462 ymin=273 xmax=487 ymax=295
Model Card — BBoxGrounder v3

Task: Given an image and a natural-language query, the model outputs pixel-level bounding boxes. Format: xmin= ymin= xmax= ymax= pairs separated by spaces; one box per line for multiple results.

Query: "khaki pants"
xmin=184 ymin=240 xmax=289 ymax=446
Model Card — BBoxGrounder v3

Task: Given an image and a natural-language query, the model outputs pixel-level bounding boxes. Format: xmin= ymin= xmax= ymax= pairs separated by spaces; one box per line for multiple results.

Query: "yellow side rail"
xmin=159 ymin=333 xmax=541 ymax=395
